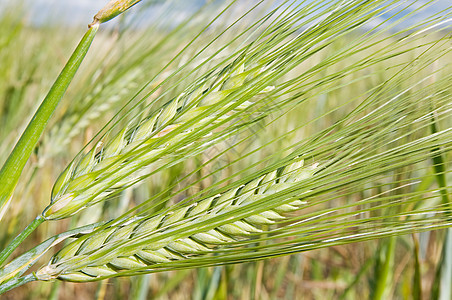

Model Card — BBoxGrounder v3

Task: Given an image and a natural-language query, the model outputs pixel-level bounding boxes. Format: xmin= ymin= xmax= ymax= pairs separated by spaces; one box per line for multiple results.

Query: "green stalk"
xmin=430 ymin=115 xmax=450 ymax=206
xmin=0 ymin=215 xmax=44 ymax=266
xmin=0 ymin=273 xmax=36 ymax=295
xmin=372 ymin=236 xmax=396 ymax=300
xmin=412 ymin=234 xmax=423 ymax=300
xmin=429 ymin=112 xmax=451 ymax=300
xmin=0 ymin=222 xmax=102 ymax=288
xmin=0 ymin=25 xmax=99 ymax=222
xmin=130 ymin=274 xmax=150 ymax=300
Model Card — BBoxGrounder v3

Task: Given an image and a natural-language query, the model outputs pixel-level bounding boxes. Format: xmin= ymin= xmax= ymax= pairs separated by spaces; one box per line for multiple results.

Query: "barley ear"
xmin=42 ymin=61 xmax=268 ymax=220
xmin=36 ymin=160 xmax=318 ymax=281
xmin=90 ymin=0 xmax=142 ymax=27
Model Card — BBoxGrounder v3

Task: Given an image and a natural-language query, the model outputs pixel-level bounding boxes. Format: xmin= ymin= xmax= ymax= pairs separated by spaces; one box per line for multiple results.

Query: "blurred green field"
xmin=0 ymin=1 xmax=451 ymax=299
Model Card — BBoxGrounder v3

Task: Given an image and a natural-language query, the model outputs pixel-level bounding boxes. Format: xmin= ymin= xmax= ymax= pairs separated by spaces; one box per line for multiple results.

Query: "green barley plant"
xmin=0 ymin=0 xmax=451 ymax=298
xmin=37 ymin=160 xmax=318 ymax=281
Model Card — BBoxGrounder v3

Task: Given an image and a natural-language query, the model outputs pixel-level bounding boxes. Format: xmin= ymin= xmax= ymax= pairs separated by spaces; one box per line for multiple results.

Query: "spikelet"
xmin=90 ymin=0 xmax=142 ymax=27
xmin=36 ymin=160 xmax=318 ymax=281
xmin=44 ymin=67 xmax=142 ymax=160
xmin=43 ymin=61 xmax=272 ymax=220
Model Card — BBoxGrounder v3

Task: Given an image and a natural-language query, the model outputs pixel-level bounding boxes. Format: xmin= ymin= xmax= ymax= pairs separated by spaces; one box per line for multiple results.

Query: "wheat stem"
xmin=0 ymin=215 xmax=45 ymax=266
xmin=0 ymin=25 xmax=99 ymax=222
xmin=0 ymin=222 xmax=103 ymax=287
xmin=0 ymin=273 xmax=36 ymax=295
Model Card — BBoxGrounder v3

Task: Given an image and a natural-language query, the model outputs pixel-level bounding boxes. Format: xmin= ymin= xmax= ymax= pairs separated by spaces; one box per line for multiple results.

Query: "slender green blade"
xmin=0 ymin=25 xmax=98 ymax=222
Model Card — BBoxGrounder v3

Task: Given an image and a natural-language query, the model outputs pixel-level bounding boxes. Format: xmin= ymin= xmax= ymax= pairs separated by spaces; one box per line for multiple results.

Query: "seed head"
xmin=37 ymin=160 xmax=318 ymax=281
xmin=43 ymin=62 xmax=271 ymax=220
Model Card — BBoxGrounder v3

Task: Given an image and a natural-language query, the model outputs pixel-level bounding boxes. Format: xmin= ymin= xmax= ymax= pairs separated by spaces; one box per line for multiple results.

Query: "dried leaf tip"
xmin=89 ymin=0 xmax=142 ymax=27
